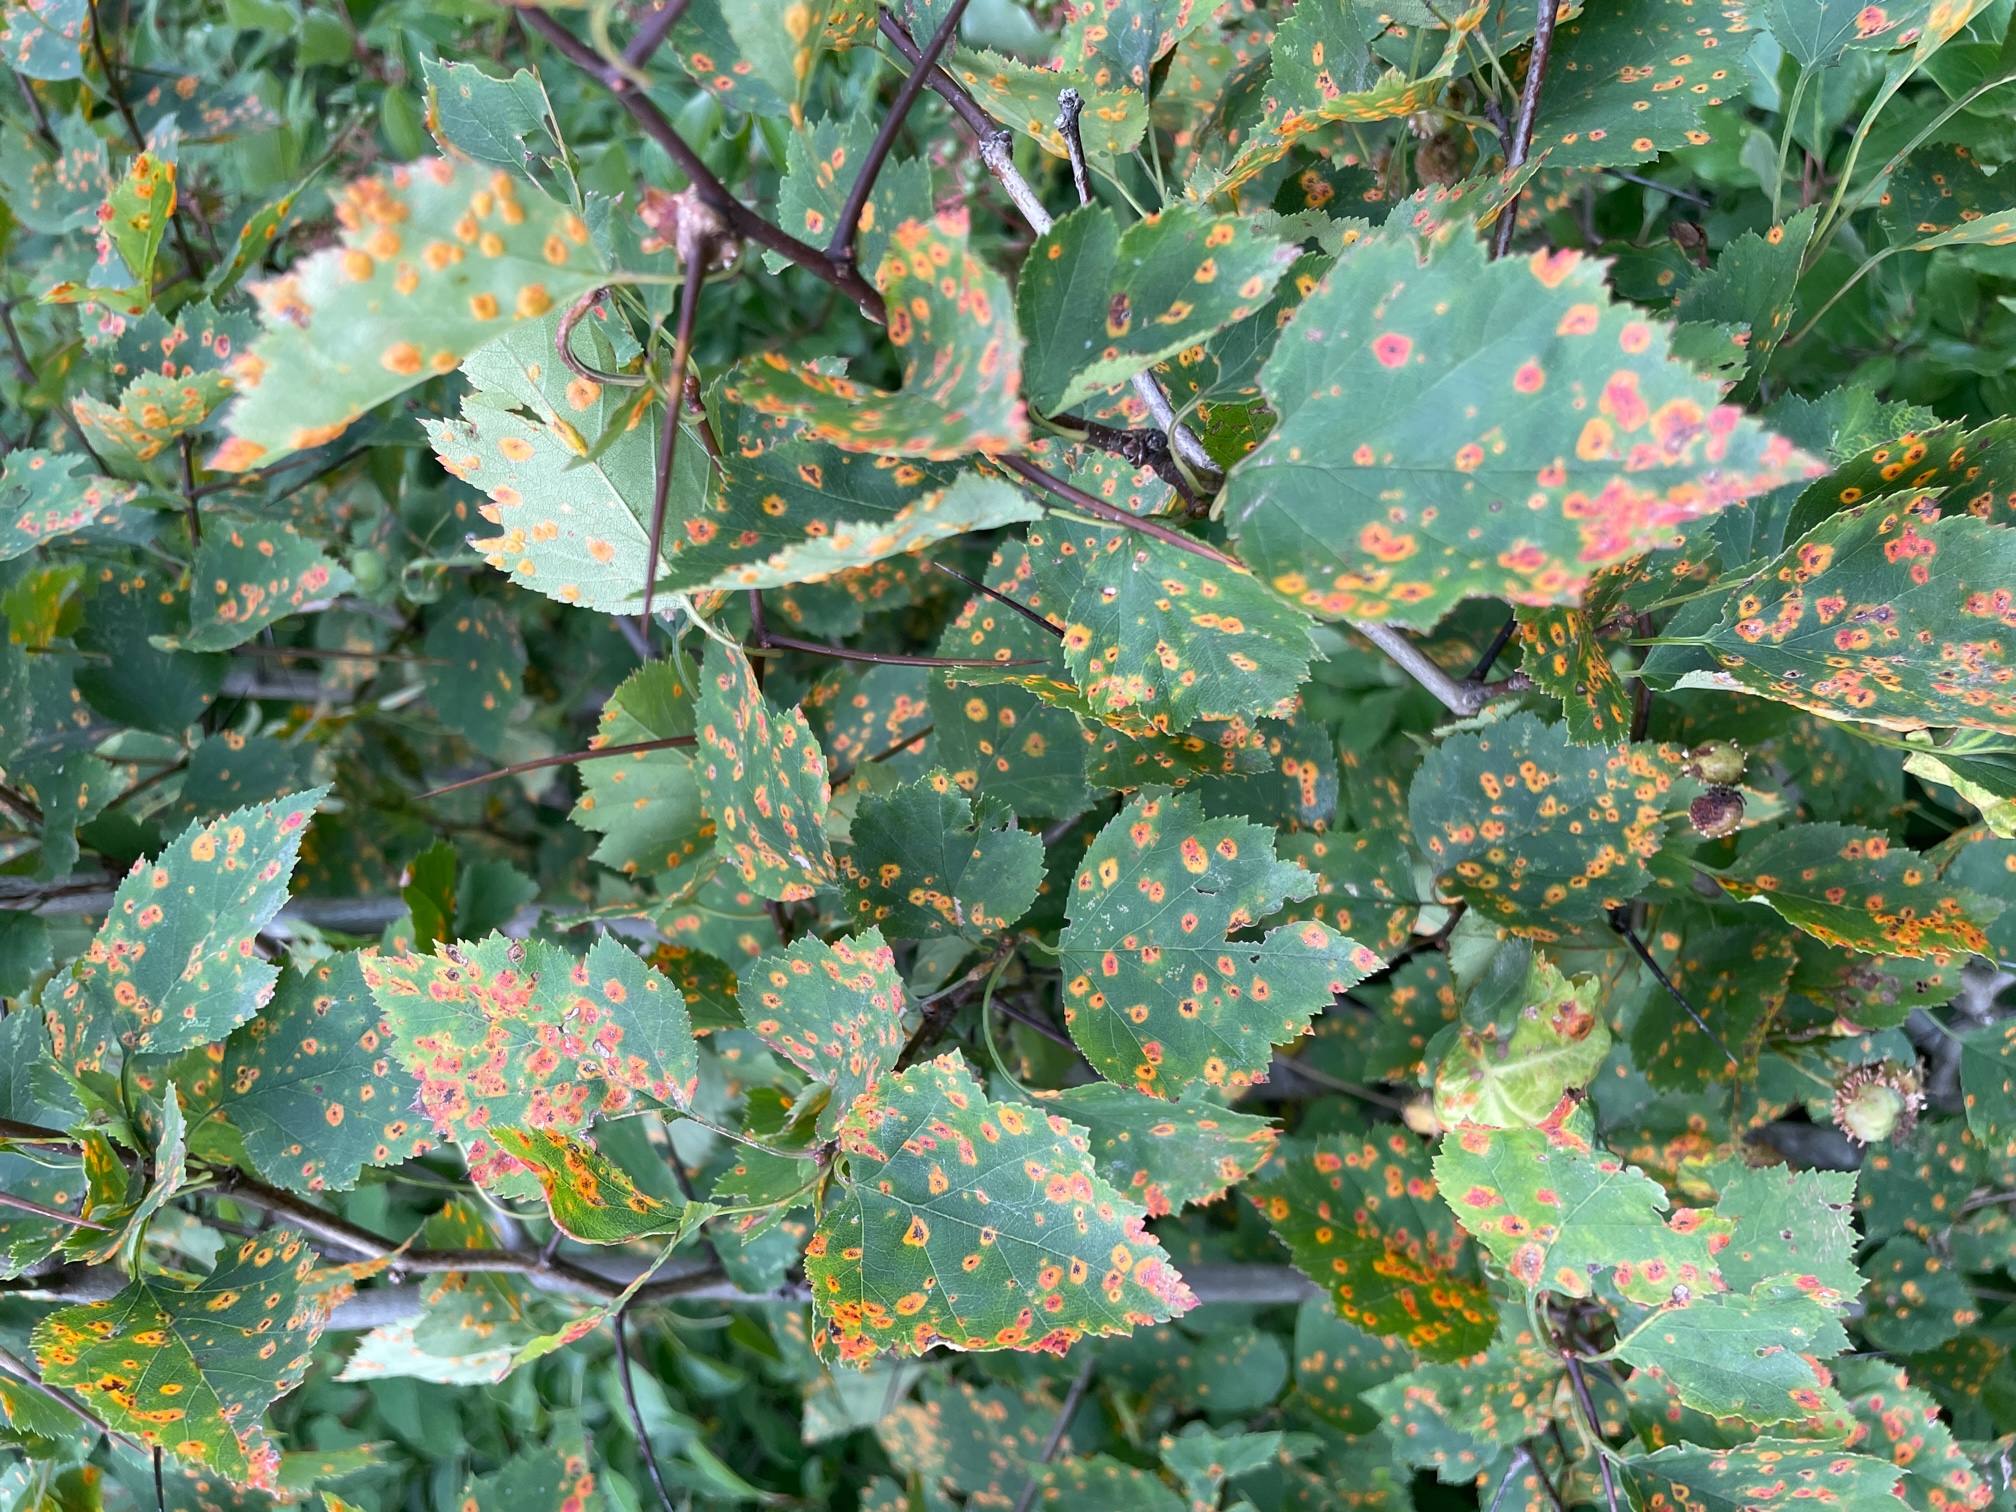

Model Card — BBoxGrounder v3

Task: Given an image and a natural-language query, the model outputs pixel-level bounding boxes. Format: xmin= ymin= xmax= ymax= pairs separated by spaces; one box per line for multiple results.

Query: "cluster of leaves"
xmin=5 ymin=0 xmax=2016 ymax=1508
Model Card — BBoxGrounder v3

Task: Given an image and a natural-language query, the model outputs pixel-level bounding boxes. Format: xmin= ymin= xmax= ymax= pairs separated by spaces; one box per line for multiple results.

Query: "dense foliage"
xmin=2 ymin=0 xmax=2016 ymax=1508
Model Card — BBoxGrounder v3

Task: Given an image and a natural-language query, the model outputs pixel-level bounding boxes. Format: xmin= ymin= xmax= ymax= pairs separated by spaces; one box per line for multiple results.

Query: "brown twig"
xmin=1054 ymin=87 xmax=1092 ymax=206
xmin=642 ymin=223 xmax=712 ymax=625
xmin=621 ymin=0 xmax=697 ymax=69
xmin=518 ymin=6 xmax=886 ymax=323
xmin=0 ymin=1190 xmax=110 ymax=1230
xmin=1009 ymin=1354 xmax=1095 ymax=1512
xmin=750 ymin=629 xmax=1046 ymax=669
xmin=614 ymin=1310 xmax=680 ymax=1512
xmin=1489 ymin=0 xmax=1563 ymax=257
xmin=827 ymin=0 xmax=975 ymax=267
xmin=932 ymin=561 xmax=1063 ymax=638
xmin=178 ymin=434 xmax=201 ymax=544
xmin=1047 ymin=412 xmax=1197 ymax=510
xmin=416 ymin=734 xmax=699 ymax=800
xmin=998 ymin=455 xmax=1237 ymax=567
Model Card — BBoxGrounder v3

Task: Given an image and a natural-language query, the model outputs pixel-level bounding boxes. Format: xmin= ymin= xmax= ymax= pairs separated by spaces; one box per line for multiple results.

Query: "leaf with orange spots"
xmin=1780 ymin=418 xmax=2016 ymax=544
xmin=0 ymin=0 xmax=84 ymax=79
xmin=1273 ymin=829 xmax=1419 ymax=957
xmin=839 ymin=771 xmax=1043 ymax=941
xmin=1835 ymin=1360 xmax=1996 ymax=1512
xmin=365 ymin=933 xmax=697 ymax=1189
xmin=1432 ymin=1104 xmax=1724 ymax=1307
xmin=32 ymin=1228 xmax=324 ymax=1485
xmin=491 ymin=1127 xmax=713 ymax=1245
xmin=1528 ymin=0 xmax=1758 ymax=170
xmin=1016 ymin=203 xmax=1294 ymax=414
xmin=422 ymin=593 xmax=524 ymax=758
xmin=805 ymin=1054 xmax=1193 ymax=1362
xmin=1620 ymin=1438 xmax=1903 ymax=1512
xmin=1628 ymin=926 xmax=1800 ymax=1088
xmin=44 ymin=788 xmax=327 ymax=1076
xmin=1766 ymin=0 xmax=1954 ymax=63
xmin=945 ymin=48 xmax=1148 ymax=166
xmin=736 ymin=927 xmax=903 ymax=1136
xmin=694 ymin=642 xmax=835 ymax=902
xmin=0 ymin=449 xmax=138 ymax=560
xmin=177 ymin=522 xmax=354 ymax=654
xmin=1037 ymin=1082 xmax=1277 ymax=1217
xmin=175 ymin=953 xmax=435 ymax=1195
xmin=1305 ymin=954 xmax=1461 ymax=1086
xmin=1713 ymin=824 xmax=2000 ymax=961
xmin=1431 ymin=944 xmax=1611 ymax=1128
xmin=1364 ymin=1310 xmax=1564 ymax=1480
xmin=217 ymin=156 xmax=606 ymax=472
xmin=1057 ymin=787 xmax=1379 ymax=1096
xmin=1855 ymin=1236 xmax=1977 ymax=1352
xmin=1614 ymin=1284 xmax=1851 ymax=1423
xmin=1292 ymin=1298 xmax=1415 ymax=1433
xmin=572 ymin=655 xmax=708 ymax=881
xmin=775 ymin=112 xmax=930 ymax=279
xmin=1694 ymin=505 xmax=2016 ymax=736
xmin=1408 ymin=712 xmax=1678 ymax=941
xmin=1026 ymin=516 xmax=1318 ymax=731
xmin=455 ymin=1447 xmax=598 ymax=1512
xmin=722 ymin=210 xmax=1026 ymax=460
xmin=1515 ymin=606 xmax=1636 ymax=744
xmin=1248 ymin=1129 xmax=1494 ymax=1361
xmin=1223 ymin=219 xmax=1818 ymax=628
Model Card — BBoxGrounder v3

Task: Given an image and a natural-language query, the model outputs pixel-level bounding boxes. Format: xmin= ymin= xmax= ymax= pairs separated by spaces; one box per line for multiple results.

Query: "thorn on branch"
xmin=1489 ymin=0 xmax=1564 ymax=257
xmin=932 ymin=560 xmax=1064 ymax=638
xmin=416 ymin=734 xmax=700 ymax=801
xmin=999 ymin=454 xmax=1235 ymax=567
xmin=1608 ymin=907 xmax=1740 ymax=1069
xmin=1055 ymin=87 xmax=1092 ymax=206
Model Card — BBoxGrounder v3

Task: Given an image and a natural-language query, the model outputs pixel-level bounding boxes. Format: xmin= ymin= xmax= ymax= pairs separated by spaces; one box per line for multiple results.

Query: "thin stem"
xmin=1822 ymin=68 xmax=2016 ymax=237
xmin=1009 ymin=1355 xmax=1096 ymax=1512
xmin=416 ymin=735 xmax=699 ymax=800
xmin=933 ymin=560 xmax=1063 ymax=638
xmin=0 ymin=1190 xmax=110 ymax=1230
xmin=827 ymin=0 xmax=975 ymax=265
xmin=0 ymin=300 xmax=109 ymax=471
xmin=641 ymin=246 xmax=707 ymax=626
xmin=614 ymin=1311 xmax=680 ymax=1512
xmin=999 ymin=455 xmax=1236 ymax=567
xmin=1601 ymin=168 xmax=1711 ymax=207
xmin=1809 ymin=60 xmax=1917 ymax=262
xmin=178 ymin=435 xmax=201 ymax=545
xmin=1562 ymin=1351 xmax=1621 ymax=1512
xmin=1771 ymin=65 xmax=1813 ymax=224
xmin=517 ymin=6 xmax=886 ymax=323
xmin=1466 ymin=613 xmax=1519 ymax=682
xmin=1783 ymin=245 xmax=1900 ymax=350
xmin=1608 ymin=909 xmax=1739 ymax=1069
xmin=622 ymin=0 xmax=697 ymax=69
xmin=1489 ymin=0 xmax=1563 ymax=258
xmin=751 ymin=629 xmax=1046 ymax=668
xmin=1353 ymin=622 xmax=1474 ymax=716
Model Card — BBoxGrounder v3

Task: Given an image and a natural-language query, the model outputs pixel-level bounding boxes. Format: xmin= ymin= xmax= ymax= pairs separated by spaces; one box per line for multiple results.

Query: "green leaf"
xmin=1529 ymin=0 xmax=1758 ymax=169
xmin=190 ymin=952 xmax=435 ymax=1194
xmin=723 ymin=210 xmax=1025 ymax=459
xmin=1714 ymin=1165 xmax=1863 ymax=1301
xmin=1027 ymin=516 xmax=1318 ymax=730
xmin=366 ymin=934 xmax=697 ymax=1187
xmin=1366 ymin=1314 xmax=1563 ymax=1478
xmin=491 ymin=1127 xmax=709 ymax=1244
xmin=215 ymin=156 xmax=605 ymax=472
xmin=1695 ymin=505 xmax=2016 ymax=736
xmin=33 ymin=1228 xmax=324 ymax=1483
xmin=179 ymin=522 xmax=355 ymax=653
xmin=1291 ymin=1298 xmax=1415 ymax=1433
xmin=1672 ymin=210 xmax=1818 ymax=386
xmin=806 ymin=1054 xmax=1193 ymax=1360
xmin=1766 ymin=0 xmax=1950 ymax=63
xmin=1620 ymin=1440 xmax=1903 ymax=1512
xmin=1714 ymin=824 xmax=1999 ymax=961
xmin=1275 ymin=828 xmax=1419 ymax=958
xmin=1630 ymin=926 xmax=1800 ymax=1088
xmin=419 ymin=59 xmax=572 ymax=200
xmin=1408 ymin=712 xmax=1676 ymax=940
xmin=1516 ymin=606 xmax=1637 ymax=744
xmin=1433 ymin=1106 xmax=1721 ymax=1304
xmin=103 ymin=150 xmax=175 ymax=297
xmin=454 ymin=1448 xmax=597 ymax=1512
xmin=1224 ymin=219 xmax=1817 ymax=628
xmin=1858 ymin=1235 xmax=1979 ymax=1352
xmin=737 ymin=928 xmax=903 ymax=1136
xmin=46 ymin=788 xmax=326 ymax=1075
xmin=0 ymin=0 xmax=84 ymax=78
xmin=1016 ymin=204 xmax=1292 ymax=414
xmin=1835 ymin=1359 xmax=1997 ymax=1512
xmin=1614 ymin=1285 xmax=1849 ymax=1423
xmin=1904 ymin=740 xmax=2016 ymax=838
xmin=694 ymin=642 xmax=836 ymax=902
xmin=1039 ymin=1456 xmax=1185 ymax=1512
xmin=0 ymin=449 xmax=137 ymax=557
xmin=839 ymin=770 xmax=1043 ymax=940
xmin=572 ymin=655 xmax=709 ymax=879
xmin=1960 ymin=1017 xmax=2016 ymax=1159
xmin=774 ymin=112 xmax=930 ymax=278
xmin=423 ymin=594 xmax=525 ymax=757
xmin=1037 ymin=1082 xmax=1278 ymax=1216
xmin=1432 ymin=948 xmax=1611 ymax=1128
xmin=1250 ymin=1129 xmax=1496 ymax=1360
xmin=946 ymin=48 xmax=1147 ymax=164
xmin=1058 ymin=787 xmax=1379 ymax=1095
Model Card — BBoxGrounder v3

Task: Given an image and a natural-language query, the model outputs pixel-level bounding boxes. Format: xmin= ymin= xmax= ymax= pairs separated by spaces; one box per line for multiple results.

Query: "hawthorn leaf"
xmin=876 ymin=1374 xmax=1069 ymax=1505
xmin=0 ymin=0 xmax=84 ymax=78
xmin=1366 ymin=1313 xmax=1565 ymax=1478
xmin=1248 ymin=1129 xmax=1495 ymax=1360
xmin=454 ymin=1450 xmax=598 ymax=1512
xmin=1780 ymin=417 xmax=2016 ymax=543
xmin=1431 ymin=949 xmax=1611 ymax=1128
xmin=189 ymin=953 xmax=435 ymax=1194
xmin=1026 ymin=516 xmax=1318 ymax=730
xmin=1275 ymin=828 xmax=1419 ymax=957
xmin=45 ymin=789 xmax=325 ymax=1076
xmin=1408 ymin=712 xmax=1677 ymax=940
xmin=1292 ymin=1298 xmax=1415 ymax=1433
xmin=1714 ymin=1166 xmax=1863 ymax=1302
xmin=774 ymin=112 xmax=930 ymax=277
xmin=491 ymin=1127 xmax=710 ymax=1244
xmin=737 ymin=928 xmax=904 ymax=1135
xmin=215 ymin=156 xmax=605 ymax=472
xmin=1614 ymin=1287 xmax=1849 ymax=1423
xmin=1016 ymin=204 xmax=1293 ymax=413
xmin=1433 ymin=1106 xmax=1722 ymax=1305
xmin=839 ymin=771 xmax=1043 ymax=940
xmin=693 ymin=643 xmax=836 ymax=902
xmin=1528 ymin=0 xmax=1756 ymax=169
xmin=1959 ymin=1017 xmax=2016 ymax=1159
xmin=423 ymin=594 xmax=524 ymax=757
xmin=419 ymin=58 xmax=572 ymax=199
xmin=930 ymin=674 xmax=1095 ymax=822
xmin=1835 ymin=1360 xmax=1997 ymax=1512
xmin=1223 ymin=220 xmax=1817 ymax=628
xmin=572 ymin=655 xmax=708 ymax=880
xmin=1620 ymin=1439 xmax=1903 ymax=1512
xmin=1057 ymin=787 xmax=1380 ymax=1096
xmin=33 ymin=1229 xmax=324 ymax=1483
xmin=365 ymin=934 xmax=698 ymax=1187
xmin=1057 ymin=0 xmax=1206 ymax=88
xmin=1672 ymin=210 xmax=1817 ymax=386
xmin=1858 ymin=1235 xmax=1979 ymax=1352
xmin=1630 ymin=926 xmax=1800 ymax=1088
xmin=805 ymin=1055 xmax=1194 ymax=1361
xmin=1766 ymin=0 xmax=1951 ymax=63
xmin=179 ymin=522 xmax=355 ymax=653
xmin=722 ymin=210 xmax=1026 ymax=459
xmin=1036 ymin=1082 xmax=1278 ymax=1216
xmin=1515 ymin=606 xmax=1636 ymax=744
xmin=0 ymin=450 xmax=137 ymax=558
xmin=1714 ymin=824 xmax=1998 ymax=962
xmin=1696 ymin=505 xmax=2016 ymax=736
xmin=947 ymin=48 xmax=1148 ymax=164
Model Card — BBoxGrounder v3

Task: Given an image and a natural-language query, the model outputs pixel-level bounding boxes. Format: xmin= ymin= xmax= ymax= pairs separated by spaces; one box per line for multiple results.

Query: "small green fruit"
xmin=1689 ymin=740 xmax=1746 ymax=786
xmin=1831 ymin=1061 xmax=1924 ymax=1144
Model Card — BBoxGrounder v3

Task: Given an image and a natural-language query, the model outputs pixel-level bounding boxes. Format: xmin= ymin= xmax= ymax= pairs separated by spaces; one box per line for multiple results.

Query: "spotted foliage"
xmin=181 ymin=523 xmax=354 ymax=653
xmin=737 ymin=928 xmax=904 ymax=1135
xmin=491 ymin=1128 xmax=709 ymax=1245
xmin=839 ymin=771 xmax=1044 ymax=940
xmin=693 ymin=642 xmax=836 ymax=902
xmin=1037 ymin=1082 xmax=1277 ymax=1216
xmin=0 ymin=449 xmax=136 ymax=560
xmin=1432 ymin=947 xmax=1612 ymax=1128
xmin=1620 ymin=1439 xmax=1903 ymax=1512
xmin=1058 ymin=788 xmax=1379 ymax=1095
xmin=806 ymin=1055 xmax=1193 ymax=1361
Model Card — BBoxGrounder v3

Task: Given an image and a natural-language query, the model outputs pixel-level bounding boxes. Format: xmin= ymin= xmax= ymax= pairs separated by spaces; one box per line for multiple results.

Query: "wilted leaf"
xmin=1432 ymin=948 xmax=1611 ymax=1128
